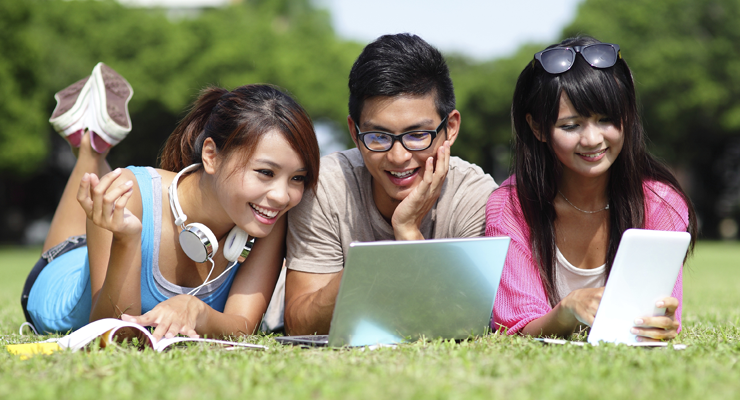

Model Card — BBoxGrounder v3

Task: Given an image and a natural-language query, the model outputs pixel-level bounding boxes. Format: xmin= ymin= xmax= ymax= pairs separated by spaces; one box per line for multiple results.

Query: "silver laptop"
xmin=275 ymin=236 xmax=510 ymax=347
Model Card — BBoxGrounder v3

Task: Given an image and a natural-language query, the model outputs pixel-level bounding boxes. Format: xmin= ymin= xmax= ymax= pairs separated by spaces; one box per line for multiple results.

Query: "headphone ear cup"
xmin=222 ymin=227 xmax=248 ymax=262
xmin=179 ymin=222 xmax=219 ymax=263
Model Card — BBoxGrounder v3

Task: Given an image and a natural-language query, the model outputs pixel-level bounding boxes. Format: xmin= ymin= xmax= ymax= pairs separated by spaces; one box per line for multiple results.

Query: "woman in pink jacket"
xmin=486 ymin=37 xmax=697 ymax=341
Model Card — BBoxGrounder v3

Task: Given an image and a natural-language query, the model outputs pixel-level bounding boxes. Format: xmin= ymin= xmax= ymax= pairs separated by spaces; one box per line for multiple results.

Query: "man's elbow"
xmin=283 ymin=299 xmax=303 ymax=335
xmin=283 ymin=297 xmax=320 ymax=336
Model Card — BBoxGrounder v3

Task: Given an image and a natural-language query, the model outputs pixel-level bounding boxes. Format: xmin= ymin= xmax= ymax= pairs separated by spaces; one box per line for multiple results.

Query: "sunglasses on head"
xmin=532 ymin=43 xmax=621 ymax=74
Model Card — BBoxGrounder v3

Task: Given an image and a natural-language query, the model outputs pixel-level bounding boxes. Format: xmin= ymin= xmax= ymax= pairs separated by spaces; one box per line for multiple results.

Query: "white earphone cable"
xmin=186 ymin=258 xmax=238 ymax=297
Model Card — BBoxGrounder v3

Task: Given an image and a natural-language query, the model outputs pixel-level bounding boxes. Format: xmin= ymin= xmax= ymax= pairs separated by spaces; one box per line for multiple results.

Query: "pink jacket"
xmin=486 ymin=176 xmax=689 ymax=334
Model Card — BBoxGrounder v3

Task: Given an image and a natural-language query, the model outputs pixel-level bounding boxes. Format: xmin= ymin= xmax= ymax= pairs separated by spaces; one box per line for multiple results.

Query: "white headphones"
xmin=168 ymin=163 xmax=249 ymax=263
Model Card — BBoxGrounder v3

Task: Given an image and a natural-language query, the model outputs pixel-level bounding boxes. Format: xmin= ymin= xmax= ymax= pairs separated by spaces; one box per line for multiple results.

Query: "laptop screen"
xmin=328 ymin=236 xmax=510 ymax=347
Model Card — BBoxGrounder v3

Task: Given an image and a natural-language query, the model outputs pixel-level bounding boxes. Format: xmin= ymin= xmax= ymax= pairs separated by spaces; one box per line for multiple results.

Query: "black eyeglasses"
xmin=355 ymin=116 xmax=448 ymax=152
xmin=533 ymin=43 xmax=621 ymax=74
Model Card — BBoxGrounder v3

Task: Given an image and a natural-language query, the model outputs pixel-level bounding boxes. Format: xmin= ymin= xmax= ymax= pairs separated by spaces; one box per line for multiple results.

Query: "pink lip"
xmin=250 ymin=205 xmax=280 ymax=225
xmin=386 ymin=168 xmax=419 ymax=186
xmin=577 ymin=148 xmax=607 ymax=162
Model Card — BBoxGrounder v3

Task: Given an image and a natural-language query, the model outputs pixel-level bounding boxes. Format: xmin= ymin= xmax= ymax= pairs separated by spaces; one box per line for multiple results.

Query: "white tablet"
xmin=588 ymin=229 xmax=691 ymax=345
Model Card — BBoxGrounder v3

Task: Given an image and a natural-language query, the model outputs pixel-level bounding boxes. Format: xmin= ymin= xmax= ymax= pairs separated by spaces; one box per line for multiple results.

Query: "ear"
xmin=443 ymin=110 xmax=461 ymax=146
xmin=347 ymin=115 xmax=360 ymax=148
xmin=201 ymin=137 xmax=219 ymax=175
xmin=526 ymin=114 xmax=545 ymax=142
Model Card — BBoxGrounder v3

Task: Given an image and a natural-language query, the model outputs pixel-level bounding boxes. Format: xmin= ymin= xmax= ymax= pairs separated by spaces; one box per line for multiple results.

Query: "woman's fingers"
xmin=561 ymin=287 xmax=603 ymax=328
xmin=79 ymin=168 xmax=140 ymax=234
xmin=631 ymin=326 xmax=677 ymax=340
xmin=181 ymin=325 xmax=199 ymax=338
xmin=150 ymin=316 xmax=199 ymax=341
xmin=93 ymin=170 xmax=124 ymax=216
xmin=633 ymin=297 xmax=680 ymax=341
xmin=120 ymin=313 xmax=142 ymax=324
xmin=129 ymin=296 xmax=202 ymax=341
xmin=634 ymin=315 xmax=679 ymax=330
xmin=151 ymin=319 xmax=179 ymax=341
xmin=657 ymin=297 xmax=680 ymax=315
xmin=633 ymin=335 xmax=663 ymax=343
xmin=89 ymin=169 xmax=118 ymax=222
xmin=77 ymin=173 xmax=95 ymax=214
xmin=110 ymin=182 xmax=135 ymax=227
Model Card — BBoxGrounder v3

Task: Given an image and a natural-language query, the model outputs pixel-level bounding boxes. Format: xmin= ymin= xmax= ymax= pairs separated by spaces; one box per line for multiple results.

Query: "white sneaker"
xmin=87 ymin=62 xmax=133 ymax=153
xmin=49 ymin=76 xmax=93 ymax=148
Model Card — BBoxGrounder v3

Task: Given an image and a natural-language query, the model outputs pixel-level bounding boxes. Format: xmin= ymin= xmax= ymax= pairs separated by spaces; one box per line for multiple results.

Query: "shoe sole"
xmin=49 ymin=76 xmax=92 ymax=139
xmin=89 ymin=62 xmax=133 ymax=145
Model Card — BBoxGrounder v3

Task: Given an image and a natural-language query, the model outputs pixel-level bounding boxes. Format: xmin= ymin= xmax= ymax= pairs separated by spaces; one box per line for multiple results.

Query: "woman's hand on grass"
xmin=630 ymin=296 xmax=680 ymax=341
xmin=77 ymin=168 xmax=141 ymax=238
xmin=121 ymin=295 xmax=207 ymax=341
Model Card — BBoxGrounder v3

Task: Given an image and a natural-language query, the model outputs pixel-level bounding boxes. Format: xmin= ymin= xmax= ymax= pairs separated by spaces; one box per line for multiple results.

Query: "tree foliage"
xmin=561 ymin=0 xmax=740 ymax=236
xmin=449 ymin=0 xmax=740 ymax=237
xmin=0 ymin=0 xmax=360 ymax=175
xmin=1 ymin=0 xmax=738 ymax=241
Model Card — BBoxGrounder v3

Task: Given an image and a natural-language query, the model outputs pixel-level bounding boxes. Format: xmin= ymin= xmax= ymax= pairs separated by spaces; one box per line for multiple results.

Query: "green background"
xmin=1 ymin=0 xmax=739 ymax=241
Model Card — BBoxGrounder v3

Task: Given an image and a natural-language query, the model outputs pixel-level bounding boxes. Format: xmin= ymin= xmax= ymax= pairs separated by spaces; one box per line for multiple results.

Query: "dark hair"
xmin=348 ymin=33 xmax=455 ymax=125
xmin=511 ymin=36 xmax=698 ymax=306
xmin=159 ymin=84 xmax=320 ymax=192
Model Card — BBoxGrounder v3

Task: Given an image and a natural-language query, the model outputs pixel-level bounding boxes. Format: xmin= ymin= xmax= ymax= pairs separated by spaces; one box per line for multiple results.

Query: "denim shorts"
xmin=21 ymin=235 xmax=87 ymax=327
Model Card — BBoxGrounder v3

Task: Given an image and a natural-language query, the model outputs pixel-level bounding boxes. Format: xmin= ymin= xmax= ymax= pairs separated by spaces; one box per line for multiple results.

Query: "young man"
xmin=283 ymin=34 xmax=497 ymax=335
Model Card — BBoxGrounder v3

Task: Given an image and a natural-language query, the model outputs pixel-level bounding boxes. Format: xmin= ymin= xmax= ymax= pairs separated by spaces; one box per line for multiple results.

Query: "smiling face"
xmin=213 ymin=130 xmax=307 ymax=238
xmin=349 ymin=94 xmax=459 ymax=218
xmin=544 ymin=92 xmax=624 ymax=183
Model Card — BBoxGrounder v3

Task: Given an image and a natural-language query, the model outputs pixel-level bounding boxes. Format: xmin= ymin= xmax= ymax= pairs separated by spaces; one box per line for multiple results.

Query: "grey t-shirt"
xmin=286 ymin=148 xmax=497 ymax=274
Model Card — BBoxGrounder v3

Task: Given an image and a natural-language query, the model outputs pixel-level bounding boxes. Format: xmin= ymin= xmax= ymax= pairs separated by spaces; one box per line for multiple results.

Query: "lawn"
xmin=1 ymin=242 xmax=739 ymax=400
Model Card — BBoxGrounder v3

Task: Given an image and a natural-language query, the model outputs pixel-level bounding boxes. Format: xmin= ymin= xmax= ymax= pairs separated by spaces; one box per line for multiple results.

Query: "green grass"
xmin=1 ymin=242 xmax=739 ymax=400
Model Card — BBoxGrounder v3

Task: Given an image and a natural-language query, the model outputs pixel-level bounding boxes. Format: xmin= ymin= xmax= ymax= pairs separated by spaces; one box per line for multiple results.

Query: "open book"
xmin=7 ymin=318 xmax=266 ymax=357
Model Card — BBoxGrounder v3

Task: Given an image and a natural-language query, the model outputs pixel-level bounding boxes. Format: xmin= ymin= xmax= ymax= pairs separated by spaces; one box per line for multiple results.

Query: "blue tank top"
xmin=130 ymin=166 xmax=241 ymax=313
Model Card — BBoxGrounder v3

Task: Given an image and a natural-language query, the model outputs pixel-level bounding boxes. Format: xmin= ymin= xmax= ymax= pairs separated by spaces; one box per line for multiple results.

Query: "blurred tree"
xmin=4 ymin=0 xmax=736 ymax=241
xmin=562 ymin=0 xmax=740 ymax=237
xmin=449 ymin=0 xmax=740 ymax=237
xmin=0 ymin=0 xmax=361 ymax=243
xmin=0 ymin=0 xmax=48 ymax=176
xmin=0 ymin=0 xmax=360 ymax=176
xmin=449 ymin=49 xmax=537 ymax=183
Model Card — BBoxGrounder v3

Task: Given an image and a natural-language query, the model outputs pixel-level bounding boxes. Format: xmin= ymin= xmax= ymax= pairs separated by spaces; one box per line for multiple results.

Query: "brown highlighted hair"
xmin=159 ymin=84 xmax=320 ymax=192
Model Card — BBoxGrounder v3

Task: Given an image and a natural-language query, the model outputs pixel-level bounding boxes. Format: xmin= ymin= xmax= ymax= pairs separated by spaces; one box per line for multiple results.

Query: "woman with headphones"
xmin=22 ymin=63 xmax=320 ymax=340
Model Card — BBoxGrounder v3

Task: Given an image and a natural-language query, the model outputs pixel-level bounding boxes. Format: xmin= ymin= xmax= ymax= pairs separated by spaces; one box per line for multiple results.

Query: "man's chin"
xmin=384 ymin=185 xmax=416 ymax=203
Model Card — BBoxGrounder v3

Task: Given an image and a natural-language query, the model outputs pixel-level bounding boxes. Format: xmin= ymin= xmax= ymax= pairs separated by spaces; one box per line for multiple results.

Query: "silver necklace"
xmin=558 ymin=190 xmax=609 ymax=214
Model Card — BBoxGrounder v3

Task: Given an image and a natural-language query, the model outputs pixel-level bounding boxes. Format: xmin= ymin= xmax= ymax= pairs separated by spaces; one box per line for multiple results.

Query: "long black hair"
xmin=511 ymin=36 xmax=698 ymax=306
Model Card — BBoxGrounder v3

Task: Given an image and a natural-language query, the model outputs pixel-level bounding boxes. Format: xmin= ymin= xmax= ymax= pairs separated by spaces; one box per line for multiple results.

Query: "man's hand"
xmin=391 ymin=140 xmax=450 ymax=240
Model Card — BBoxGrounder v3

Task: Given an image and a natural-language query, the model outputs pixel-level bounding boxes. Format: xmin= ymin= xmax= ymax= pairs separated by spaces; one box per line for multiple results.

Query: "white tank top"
xmin=555 ymin=246 xmax=606 ymax=300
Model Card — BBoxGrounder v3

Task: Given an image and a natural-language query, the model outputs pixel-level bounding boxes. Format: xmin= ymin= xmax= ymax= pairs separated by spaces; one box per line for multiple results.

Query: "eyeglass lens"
xmin=363 ymin=132 xmax=432 ymax=151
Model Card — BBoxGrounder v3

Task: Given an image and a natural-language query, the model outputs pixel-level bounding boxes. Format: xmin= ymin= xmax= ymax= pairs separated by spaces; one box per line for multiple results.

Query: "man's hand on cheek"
xmin=391 ymin=141 xmax=450 ymax=240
